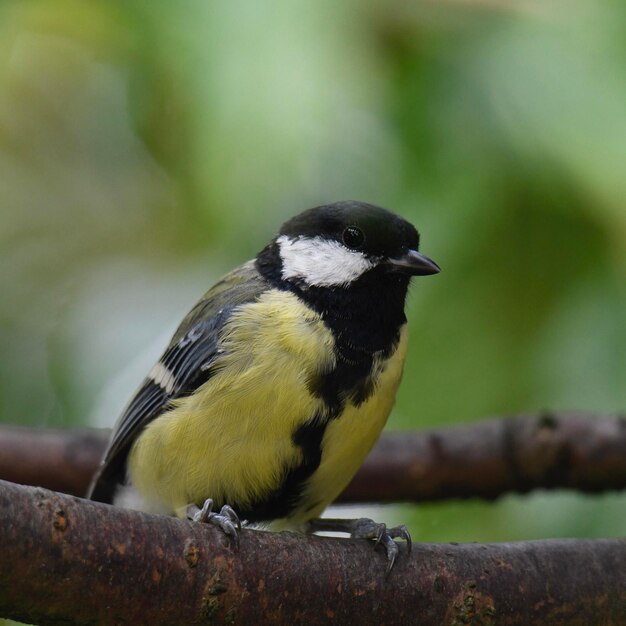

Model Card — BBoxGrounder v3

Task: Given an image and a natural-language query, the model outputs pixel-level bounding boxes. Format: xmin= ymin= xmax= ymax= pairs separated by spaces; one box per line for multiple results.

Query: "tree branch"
xmin=1 ymin=412 xmax=625 ymax=502
xmin=343 ymin=411 xmax=626 ymax=502
xmin=0 ymin=427 xmax=107 ymax=498
xmin=1 ymin=479 xmax=624 ymax=626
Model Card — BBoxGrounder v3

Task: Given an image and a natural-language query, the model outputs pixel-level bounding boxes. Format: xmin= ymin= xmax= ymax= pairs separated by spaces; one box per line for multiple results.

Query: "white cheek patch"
xmin=277 ymin=235 xmax=376 ymax=287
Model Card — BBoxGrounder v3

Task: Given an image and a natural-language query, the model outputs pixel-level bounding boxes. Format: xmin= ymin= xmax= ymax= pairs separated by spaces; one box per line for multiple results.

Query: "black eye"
xmin=342 ymin=226 xmax=365 ymax=250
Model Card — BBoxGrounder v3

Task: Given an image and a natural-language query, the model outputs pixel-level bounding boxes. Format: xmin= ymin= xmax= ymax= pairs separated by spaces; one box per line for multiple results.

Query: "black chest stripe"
xmin=308 ymin=351 xmax=374 ymax=411
xmin=308 ymin=330 xmax=400 ymax=409
xmin=231 ymin=414 xmax=329 ymax=522
xmin=223 ymin=340 xmax=398 ymax=522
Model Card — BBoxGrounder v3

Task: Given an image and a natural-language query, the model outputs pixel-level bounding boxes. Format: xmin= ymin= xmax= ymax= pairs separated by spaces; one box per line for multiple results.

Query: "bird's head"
xmin=257 ymin=200 xmax=440 ymax=290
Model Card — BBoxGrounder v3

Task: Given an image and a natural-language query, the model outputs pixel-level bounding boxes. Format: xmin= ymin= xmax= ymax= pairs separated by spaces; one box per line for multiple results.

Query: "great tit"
xmin=88 ymin=200 xmax=440 ymax=570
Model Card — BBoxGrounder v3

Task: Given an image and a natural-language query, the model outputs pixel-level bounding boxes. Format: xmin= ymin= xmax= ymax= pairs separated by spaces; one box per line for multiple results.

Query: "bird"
xmin=88 ymin=200 xmax=440 ymax=571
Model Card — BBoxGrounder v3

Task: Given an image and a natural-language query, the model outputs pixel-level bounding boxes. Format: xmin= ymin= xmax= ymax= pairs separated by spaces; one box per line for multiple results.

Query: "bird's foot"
xmin=187 ymin=499 xmax=241 ymax=549
xmin=307 ymin=517 xmax=411 ymax=575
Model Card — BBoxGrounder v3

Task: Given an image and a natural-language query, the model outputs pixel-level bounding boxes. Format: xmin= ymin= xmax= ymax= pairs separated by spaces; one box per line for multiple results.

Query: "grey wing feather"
xmin=88 ymin=261 xmax=268 ymax=503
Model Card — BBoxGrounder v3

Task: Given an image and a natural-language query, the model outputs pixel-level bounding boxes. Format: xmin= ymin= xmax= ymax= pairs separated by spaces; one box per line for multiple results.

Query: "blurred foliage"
xmin=1 ymin=0 xmax=625 ymax=559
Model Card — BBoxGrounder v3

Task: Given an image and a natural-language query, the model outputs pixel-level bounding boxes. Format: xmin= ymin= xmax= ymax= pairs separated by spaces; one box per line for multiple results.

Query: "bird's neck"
xmin=255 ymin=244 xmax=409 ymax=356
xmin=307 ymin=276 xmax=409 ymax=356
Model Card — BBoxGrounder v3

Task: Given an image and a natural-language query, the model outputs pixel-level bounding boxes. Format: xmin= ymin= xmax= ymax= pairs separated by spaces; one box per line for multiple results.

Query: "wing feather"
xmin=88 ymin=262 xmax=267 ymax=502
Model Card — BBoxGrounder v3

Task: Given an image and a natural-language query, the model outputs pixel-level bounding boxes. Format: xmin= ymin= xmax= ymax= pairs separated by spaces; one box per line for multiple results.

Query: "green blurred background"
xmin=1 ymin=0 xmax=625 ymax=550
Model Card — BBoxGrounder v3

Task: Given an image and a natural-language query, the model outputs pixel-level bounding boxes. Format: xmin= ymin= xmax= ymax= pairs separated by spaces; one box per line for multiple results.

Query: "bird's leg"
xmin=186 ymin=498 xmax=241 ymax=548
xmin=306 ymin=517 xmax=411 ymax=575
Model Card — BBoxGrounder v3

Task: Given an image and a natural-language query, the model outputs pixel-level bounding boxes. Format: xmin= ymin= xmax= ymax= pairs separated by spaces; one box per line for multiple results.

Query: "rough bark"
xmin=1 ymin=412 xmax=625 ymax=503
xmin=1 ymin=479 xmax=625 ymax=626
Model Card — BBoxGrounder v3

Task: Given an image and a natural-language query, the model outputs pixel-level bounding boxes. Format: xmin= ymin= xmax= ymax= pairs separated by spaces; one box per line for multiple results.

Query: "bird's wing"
xmin=88 ymin=261 xmax=268 ymax=502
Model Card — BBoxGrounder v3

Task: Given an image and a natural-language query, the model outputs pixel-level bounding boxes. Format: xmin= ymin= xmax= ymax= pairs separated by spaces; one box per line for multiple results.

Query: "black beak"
xmin=386 ymin=249 xmax=441 ymax=276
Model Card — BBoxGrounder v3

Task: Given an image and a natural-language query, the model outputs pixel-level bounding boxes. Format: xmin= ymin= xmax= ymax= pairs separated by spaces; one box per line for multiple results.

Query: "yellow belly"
xmin=128 ymin=289 xmax=408 ymax=523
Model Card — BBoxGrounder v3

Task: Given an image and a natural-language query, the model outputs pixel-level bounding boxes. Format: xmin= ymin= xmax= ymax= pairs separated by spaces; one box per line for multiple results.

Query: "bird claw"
xmin=219 ymin=504 xmax=242 ymax=529
xmin=389 ymin=524 xmax=412 ymax=554
xmin=348 ymin=518 xmax=411 ymax=575
xmin=188 ymin=498 xmax=241 ymax=549
xmin=381 ymin=534 xmax=398 ymax=574
xmin=307 ymin=517 xmax=411 ymax=574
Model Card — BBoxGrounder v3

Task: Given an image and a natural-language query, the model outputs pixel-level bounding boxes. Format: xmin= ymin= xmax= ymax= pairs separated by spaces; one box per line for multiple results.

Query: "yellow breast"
xmin=128 ymin=289 xmax=408 ymax=524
